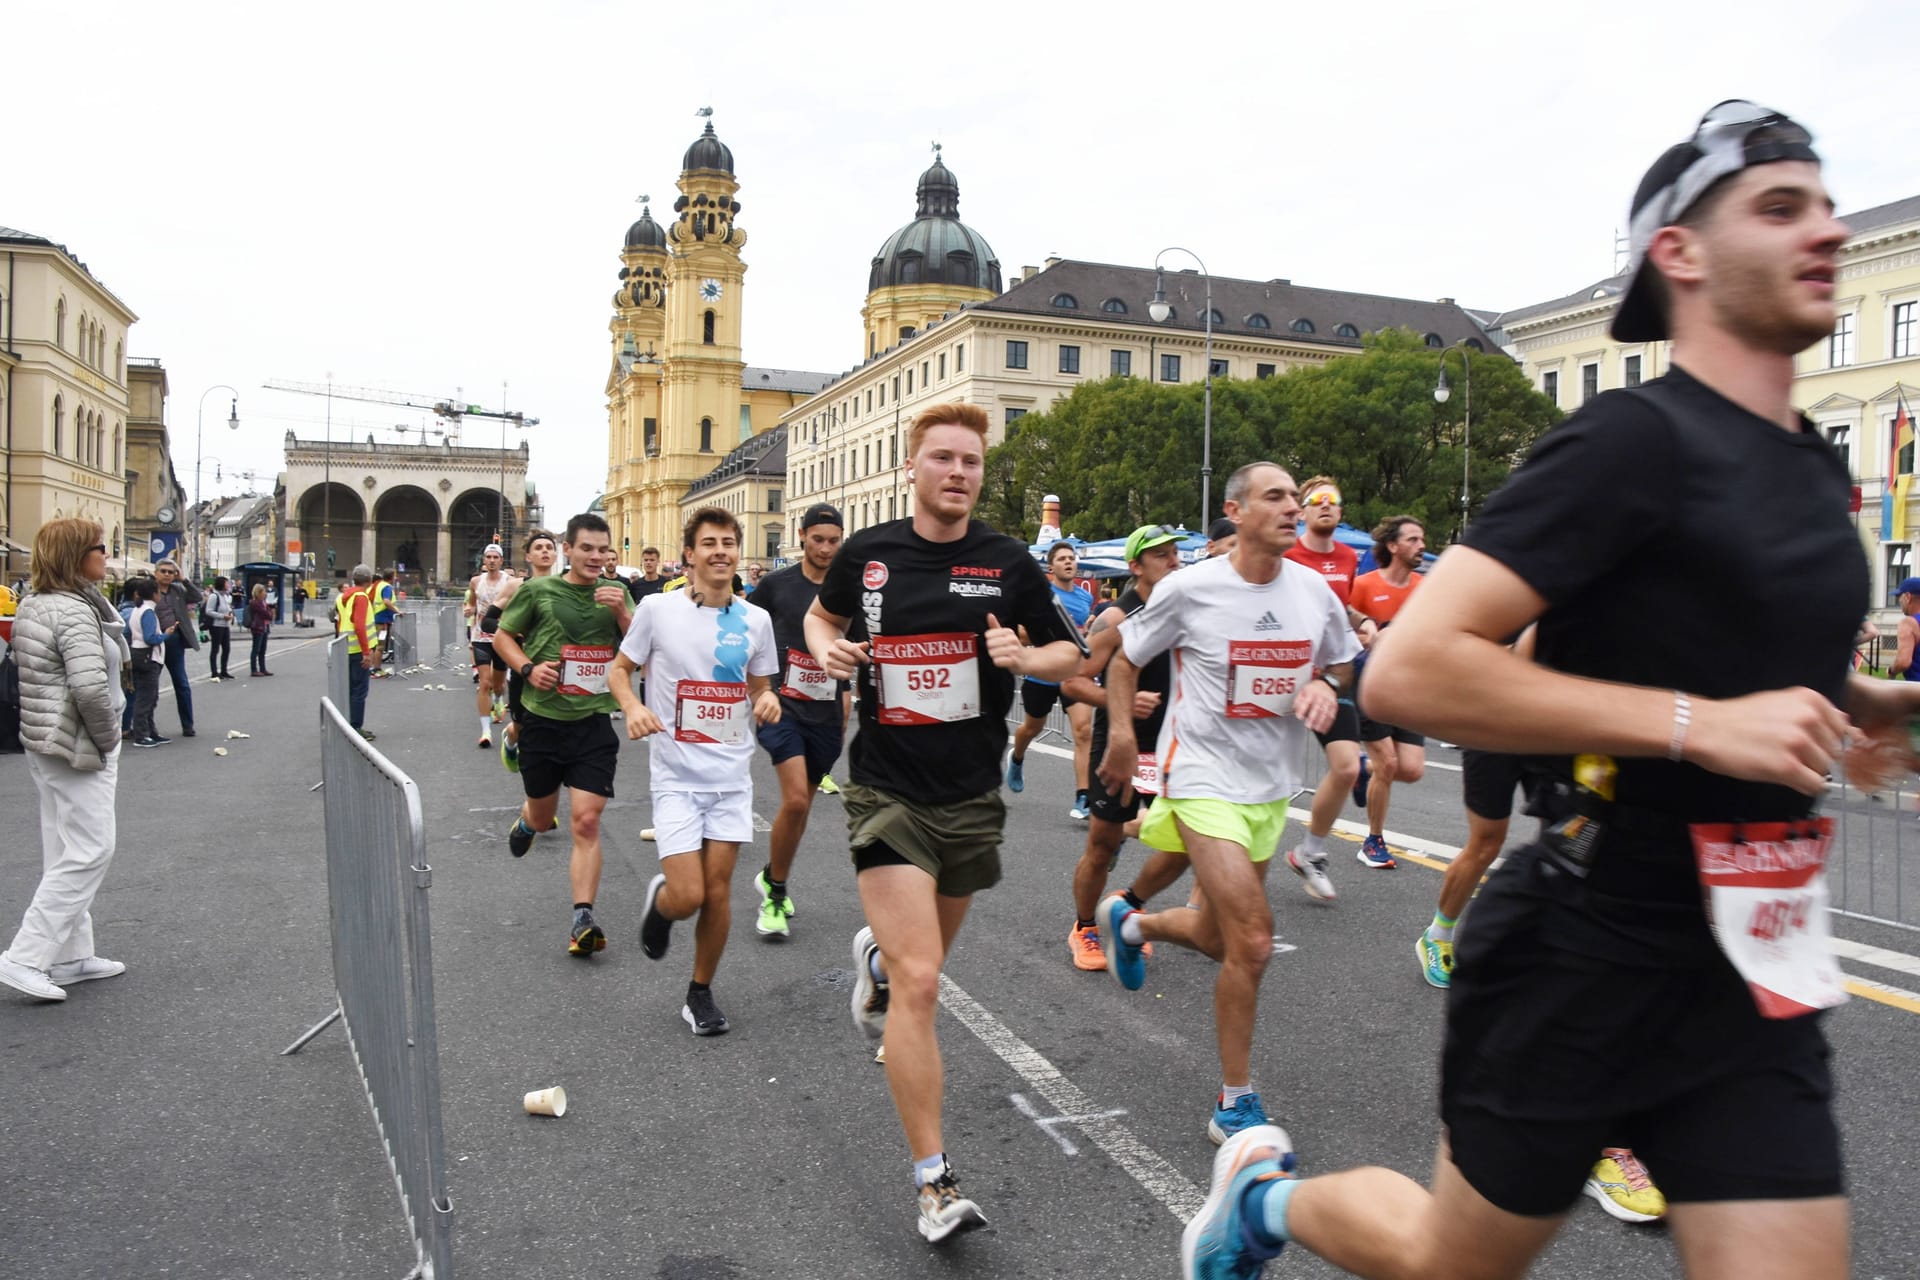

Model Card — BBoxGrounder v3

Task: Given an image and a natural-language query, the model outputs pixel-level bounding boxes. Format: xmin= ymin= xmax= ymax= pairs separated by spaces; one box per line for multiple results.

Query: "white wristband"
xmin=1668 ymin=691 xmax=1692 ymax=763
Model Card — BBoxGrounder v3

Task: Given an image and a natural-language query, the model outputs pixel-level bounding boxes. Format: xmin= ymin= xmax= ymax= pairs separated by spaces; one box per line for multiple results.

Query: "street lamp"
xmin=194 ymin=385 xmax=240 ymax=579
xmin=1149 ymin=247 xmax=1213 ymax=529
xmin=1433 ymin=345 xmax=1473 ymax=528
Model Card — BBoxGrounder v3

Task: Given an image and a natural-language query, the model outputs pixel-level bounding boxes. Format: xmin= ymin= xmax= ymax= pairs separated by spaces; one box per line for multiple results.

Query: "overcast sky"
xmin=10 ymin=0 xmax=1916 ymax=527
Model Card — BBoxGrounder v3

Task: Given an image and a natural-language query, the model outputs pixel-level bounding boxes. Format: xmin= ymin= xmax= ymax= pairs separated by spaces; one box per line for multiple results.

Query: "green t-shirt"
xmin=497 ymin=575 xmax=623 ymax=722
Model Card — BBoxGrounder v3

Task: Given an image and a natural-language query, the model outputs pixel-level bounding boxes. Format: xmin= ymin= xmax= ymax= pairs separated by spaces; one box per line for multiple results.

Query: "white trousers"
xmin=9 ymin=748 xmax=121 ymax=970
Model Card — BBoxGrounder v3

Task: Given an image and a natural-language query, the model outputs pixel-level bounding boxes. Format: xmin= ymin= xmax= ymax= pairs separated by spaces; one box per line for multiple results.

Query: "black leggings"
xmin=249 ymin=630 xmax=270 ymax=673
xmin=207 ymin=626 xmax=231 ymax=676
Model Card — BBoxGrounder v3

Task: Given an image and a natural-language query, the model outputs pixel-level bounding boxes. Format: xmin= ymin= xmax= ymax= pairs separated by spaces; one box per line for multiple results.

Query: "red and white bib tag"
xmin=675 ymin=679 xmax=749 ymax=744
xmin=558 ymin=644 xmax=614 ymax=696
xmin=781 ymin=648 xmax=836 ymax=702
xmin=1226 ymin=640 xmax=1311 ymax=719
xmin=1132 ymin=752 xmax=1161 ymax=797
xmin=873 ymin=632 xmax=980 ymax=725
xmin=1690 ymin=820 xmax=1848 ymax=1019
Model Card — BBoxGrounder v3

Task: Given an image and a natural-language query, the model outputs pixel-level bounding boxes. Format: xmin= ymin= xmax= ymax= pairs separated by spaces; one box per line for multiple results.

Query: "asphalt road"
xmin=2 ymin=626 xmax=1917 ymax=1279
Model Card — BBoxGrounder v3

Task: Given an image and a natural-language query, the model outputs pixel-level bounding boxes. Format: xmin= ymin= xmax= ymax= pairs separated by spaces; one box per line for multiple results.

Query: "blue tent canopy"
xmin=1034 ymin=521 xmax=1430 ymax=578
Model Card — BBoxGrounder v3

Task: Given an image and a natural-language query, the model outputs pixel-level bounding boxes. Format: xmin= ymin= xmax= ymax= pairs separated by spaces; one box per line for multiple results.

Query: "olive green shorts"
xmin=842 ymin=781 xmax=1005 ymax=897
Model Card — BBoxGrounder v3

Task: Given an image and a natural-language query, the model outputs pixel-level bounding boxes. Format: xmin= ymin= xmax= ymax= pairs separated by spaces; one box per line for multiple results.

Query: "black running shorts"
xmin=1020 ymin=679 xmax=1074 ymax=719
xmin=1353 ymin=660 xmax=1424 ymax=746
xmin=1441 ymin=847 xmax=1843 ymax=1215
xmin=1311 ymin=698 xmax=1363 ymax=748
xmin=1460 ymin=749 xmax=1524 ymax=821
xmin=517 ymin=710 xmax=618 ymax=801
xmin=471 ymin=641 xmax=509 ymax=672
xmin=1086 ymin=721 xmax=1152 ymax=825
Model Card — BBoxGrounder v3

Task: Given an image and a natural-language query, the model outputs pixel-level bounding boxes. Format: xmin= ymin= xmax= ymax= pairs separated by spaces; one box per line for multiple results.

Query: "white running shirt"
xmin=471 ymin=570 xmax=510 ymax=642
xmin=1120 ymin=554 xmax=1360 ymax=804
xmin=618 ymin=588 xmax=777 ymax=791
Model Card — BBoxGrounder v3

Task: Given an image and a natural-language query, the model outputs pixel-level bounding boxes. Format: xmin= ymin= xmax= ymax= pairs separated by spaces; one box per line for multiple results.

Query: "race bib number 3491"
xmin=1226 ymin=639 xmax=1311 ymax=718
xmin=873 ymin=632 xmax=980 ymax=725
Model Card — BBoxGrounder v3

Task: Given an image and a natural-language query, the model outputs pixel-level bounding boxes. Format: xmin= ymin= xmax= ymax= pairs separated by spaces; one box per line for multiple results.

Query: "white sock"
xmin=1119 ymin=912 xmax=1145 ymax=946
xmin=1302 ymin=831 xmax=1327 ymax=859
xmin=1221 ymin=1082 xmax=1255 ymax=1106
xmin=913 ymin=1153 xmax=947 ymax=1187
xmin=479 ymin=716 xmax=492 ymax=738
xmin=868 ymin=949 xmax=887 ymax=983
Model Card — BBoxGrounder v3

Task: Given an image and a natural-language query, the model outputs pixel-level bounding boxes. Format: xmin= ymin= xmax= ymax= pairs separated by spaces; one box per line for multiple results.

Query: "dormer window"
xmin=1051 ymin=293 xmax=1079 ymax=309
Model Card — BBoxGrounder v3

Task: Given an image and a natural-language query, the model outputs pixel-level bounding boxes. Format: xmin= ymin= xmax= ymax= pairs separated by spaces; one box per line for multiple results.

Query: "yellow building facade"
xmin=0 ymin=227 xmax=139 ymax=573
xmin=1497 ymin=193 xmax=1920 ymax=613
xmin=676 ymin=425 xmax=787 ymax=566
xmin=601 ymin=118 xmax=829 ymax=561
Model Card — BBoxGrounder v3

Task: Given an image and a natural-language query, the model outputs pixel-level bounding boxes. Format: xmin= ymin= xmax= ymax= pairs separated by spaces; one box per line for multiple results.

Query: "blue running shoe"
xmin=1006 ymin=755 xmax=1025 ymax=792
xmin=1357 ymin=834 xmax=1397 ymax=870
xmin=1351 ymin=753 xmax=1371 ymax=808
xmin=1095 ymin=893 xmax=1146 ymax=990
xmin=1181 ymin=1124 xmax=1296 ymax=1280
xmin=1207 ymin=1092 xmax=1270 ymax=1145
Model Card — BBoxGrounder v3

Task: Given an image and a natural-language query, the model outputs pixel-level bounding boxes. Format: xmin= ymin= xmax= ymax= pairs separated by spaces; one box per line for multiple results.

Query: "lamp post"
xmin=1433 ymin=344 xmax=1473 ymax=529
xmin=194 ymin=385 xmax=239 ymax=579
xmin=1148 ymin=247 xmax=1213 ymax=529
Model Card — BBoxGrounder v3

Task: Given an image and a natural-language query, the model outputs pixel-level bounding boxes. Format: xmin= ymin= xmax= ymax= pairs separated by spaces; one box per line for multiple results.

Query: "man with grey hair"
xmin=150 ymin=560 xmax=203 ymax=738
xmin=334 ymin=563 xmax=379 ymax=740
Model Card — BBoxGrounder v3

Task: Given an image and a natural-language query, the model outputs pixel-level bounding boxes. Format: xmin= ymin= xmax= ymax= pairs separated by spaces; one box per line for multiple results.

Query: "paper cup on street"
xmin=641 ymin=828 xmax=657 ymax=842
xmin=523 ymin=1086 xmax=567 ymax=1117
xmin=227 ymin=730 xmax=250 ymax=739
xmin=213 ymin=747 xmax=229 ymax=757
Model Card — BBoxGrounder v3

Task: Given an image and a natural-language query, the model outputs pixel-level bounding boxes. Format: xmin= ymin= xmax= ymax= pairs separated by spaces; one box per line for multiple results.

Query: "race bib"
xmin=781 ymin=648 xmax=836 ymax=702
xmin=1226 ymin=640 xmax=1311 ymax=718
xmin=873 ymin=632 xmax=980 ymax=725
xmin=1690 ymin=820 xmax=1848 ymax=1019
xmin=675 ymin=679 xmax=748 ymax=744
xmin=1133 ymin=752 xmax=1160 ymax=797
xmin=557 ymin=644 xmax=613 ymax=696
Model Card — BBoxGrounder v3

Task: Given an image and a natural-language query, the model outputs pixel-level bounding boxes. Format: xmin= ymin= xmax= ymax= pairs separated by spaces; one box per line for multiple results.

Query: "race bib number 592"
xmin=873 ymin=632 xmax=980 ymax=725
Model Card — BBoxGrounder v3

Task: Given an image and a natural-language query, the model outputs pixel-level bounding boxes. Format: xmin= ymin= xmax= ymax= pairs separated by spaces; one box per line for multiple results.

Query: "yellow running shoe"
xmin=817 ymin=774 xmax=840 ymax=795
xmin=1585 ymin=1148 xmax=1667 ymax=1223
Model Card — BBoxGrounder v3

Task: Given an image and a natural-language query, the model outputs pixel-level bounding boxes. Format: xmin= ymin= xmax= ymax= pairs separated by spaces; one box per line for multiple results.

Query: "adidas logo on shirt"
xmin=1253 ymin=610 xmax=1283 ymax=633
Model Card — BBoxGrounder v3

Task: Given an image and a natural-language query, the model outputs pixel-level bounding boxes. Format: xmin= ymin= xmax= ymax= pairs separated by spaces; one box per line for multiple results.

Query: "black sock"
xmin=573 ymin=901 xmax=593 ymax=913
xmin=765 ymin=869 xmax=787 ymax=895
xmin=688 ymin=980 xmax=709 ymax=995
xmin=1076 ymin=916 xmax=1096 ymax=930
xmin=1122 ymin=889 xmax=1146 ymax=911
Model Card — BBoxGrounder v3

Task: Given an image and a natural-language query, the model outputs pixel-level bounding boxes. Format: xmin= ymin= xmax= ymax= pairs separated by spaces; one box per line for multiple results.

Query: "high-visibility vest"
xmin=335 ymin=588 xmax=370 ymax=653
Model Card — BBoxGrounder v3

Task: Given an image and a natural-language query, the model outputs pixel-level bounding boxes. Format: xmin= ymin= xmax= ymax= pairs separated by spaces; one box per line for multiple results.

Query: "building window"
xmin=879 ymin=383 xmax=886 ymax=407
xmin=1291 ymin=318 xmax=1315 ymax=334
xmin=1007 ymin=340 xmax=1029 ymax=370
xmin=52 ymin=395 xmax=63 ymax=455
xmin=1889 ymin=544 xmax=1912 ymax=605
xmin=1624 ymin=354 xmax=1642 ymax=387
xmin=888 ymin=495 xmax=896 ymax=519
xmin=1246 ymin=313 xmax=1271 ymax=329
xmin=1830 ymin=312 xmax=1856 ymax=368
xmin=1256 ymin=363 xmax=1276 ymax=379
xmin=892 ymin=376 xmax=901 ymax=401
xmin=1209 ymin=358 xmax=1229 ymax=378
xmin=704 ymin=310 xmax=716 ymax=345
xmin=900 ymin=326 xmax=915 ymax=341
xmin=863 ymin=443 xmax=871 ymax=475
xmin=1059 ymin=345 xmax=1081 ymax=374
xmin=55 ymin=298 xmax=65 ymax=349
xmin=890 ymin=435 xmax=898 ymax=467
xmin=1005 ymin=408 xmax=1027 ymax=430
xmin=1161 ymin=354 xmax=1181 ymax=382
xmin=1424 ymin=333 xmax=1445 ymax=349
xmin=1111 ymin=349 xmax=1132 ymax=377
xmin=700 ymin=417 xmax=713 ymax=452
xmin=866 ymin=390 xmax=873 ymax=413
xmin=901 ymin=257 xmax=921 ymax=284
xmin=1102 ymin=298 xmax=1128 ymax=314
xmin=1894 ymin=301 xmax=1917 ymax=359
xmin=1582 ymin=363 xmax=1599 ymax=403
xmin=766 ymin=528 xmax=781 ymax=558
xmin=938 ymin=353 xmax=946 ymax=379
xmin=870 ymin=332 xmax=877 ymax=358
xmin=1542 ymin=370 xmax=1559 ymax=405
xmin=1203 ymin=308 xmax=1224 ymax=325
xmin=907 ymin=369 xmax=914 ymax=394
xmin=955 ymin=342 xmax=965 ymax=372
xmin=768 ymin=488 xmax=782 ymax=514
xmin=1465 ymin=337 xmax=1485 ymax=352
xmin=1825 ymin=424 xmax=1850 ymax=474
xmin=1051 ymin=293 xmax=1079 ymax=309
xmin=1335 ymin=323 xmax=1361 ymax=338
xmin=922 ymin=360 xmax=929 ymax=386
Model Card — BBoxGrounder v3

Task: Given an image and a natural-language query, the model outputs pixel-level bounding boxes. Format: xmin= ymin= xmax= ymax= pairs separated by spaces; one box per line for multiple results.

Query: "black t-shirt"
xmin=1090 ymin=586 xmax=1173 ymax=751
xmin=750 ymin=563 xmax=845 ymax=725
xmin=626 ymin=574 xmax=665 ymax=604
xmin=1464 ymin=367 xmax=1867 ymax=949
xmin=817 ymin=517 xmax=1073 ymax=803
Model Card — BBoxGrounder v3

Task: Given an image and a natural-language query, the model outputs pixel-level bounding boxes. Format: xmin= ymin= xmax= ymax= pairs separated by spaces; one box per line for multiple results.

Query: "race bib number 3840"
xmin=873 ymin=632 xmax=980 ymax=725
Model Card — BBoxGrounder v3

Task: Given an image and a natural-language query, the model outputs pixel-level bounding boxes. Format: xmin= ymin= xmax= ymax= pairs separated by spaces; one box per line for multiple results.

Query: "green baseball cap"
xmin=1124 ymin=523 xmax=1183 ymax=562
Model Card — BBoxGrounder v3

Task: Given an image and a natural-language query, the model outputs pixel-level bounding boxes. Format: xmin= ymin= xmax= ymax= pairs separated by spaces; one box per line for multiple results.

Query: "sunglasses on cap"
xmin=1302 ymin=489 xmax=1342 ymax=507
xmin=1651 ymin=99 xmax=1817 ymax=231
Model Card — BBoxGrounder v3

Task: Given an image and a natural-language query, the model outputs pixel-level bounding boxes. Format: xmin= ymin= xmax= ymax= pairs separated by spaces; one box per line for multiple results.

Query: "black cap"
xmin=1208 ymin=518 xmax=1237 ymax=542
xmin=800 ymin=503 xmax=843 ymax=530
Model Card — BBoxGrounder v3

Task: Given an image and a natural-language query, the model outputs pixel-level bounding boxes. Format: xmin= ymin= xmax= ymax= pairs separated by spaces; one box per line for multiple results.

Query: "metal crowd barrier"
xmin=389 ymin=610 xmax=418 ymax=671
xmin=1828 ymin=764 xmax=1917 ymax=933
xmin=326 ymin=634 xmax=350 ymax=712
xmin=282 ymin=698 xmax=453 ymax=1279
xmin=1006 ymin=676 xmax=1076 ymax=747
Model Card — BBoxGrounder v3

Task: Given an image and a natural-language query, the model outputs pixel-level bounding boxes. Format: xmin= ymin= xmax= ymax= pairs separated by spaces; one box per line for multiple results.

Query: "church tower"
xmin=861 ymin=147 xmax=1002 ymax=360
xmin=604 ymin=199 xmax=669 ymax=559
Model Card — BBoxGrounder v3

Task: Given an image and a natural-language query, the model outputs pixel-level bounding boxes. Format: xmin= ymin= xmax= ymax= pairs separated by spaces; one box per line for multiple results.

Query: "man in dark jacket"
xmin=151 ymin=560 xmax=202 ymax=738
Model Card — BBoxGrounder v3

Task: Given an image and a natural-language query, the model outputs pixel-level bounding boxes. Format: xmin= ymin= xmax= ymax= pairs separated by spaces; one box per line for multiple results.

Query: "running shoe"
xmin=1285 ymin=847 xmax=1337 ymax=901
xmin=1357 ymin=835 xmax=1397 ymax=870
xmin=817 ymin=774 xmax=840 ymax=795
xmin=1095 ymin=893 xmax=1146 ymax=991
xmin=507 ymin=818 xmax=536 ymax=858
xmin=48 ymin=955 xmax=126 ymax=986
xmin=849 ymin=925 xmax=889 ymax=1039
xmin=640 ymin=873 xmax=672 ymax=960
xmin=477 ymin=734 xmax=491 ymax=750
xmin=1005 ymin=755 xmax=1025 ymax=792
xmin=1069 ymin=792 xmax=1090 ymax=821
xmin=682 ymin=987 xmax=730 ymax=1036
xmin=1415 ymin=932 xmax=1454 ymax=989
xmin=754 ymin=870 xmax=793 ymax=938
xmin=1351 ymin=754 xmax=1371 ymax=809
xmin=501 ymin=736 xmax=520 ymax=774
xmin=1181 ymin=1124 xmax=1296 ymax=1280
xmin=1208 ymin=1092 xmax=1270 ymax=1146
xmin=916 ymin=1162 xmax=987 ymax=1244
xmin=1069 ymin=921 xmax=1106 ymax=971
xmin=1585 ymin=1149 xmax=1667 ymax=1223
xmin=568 ymin=909 xmax=606 ymax=958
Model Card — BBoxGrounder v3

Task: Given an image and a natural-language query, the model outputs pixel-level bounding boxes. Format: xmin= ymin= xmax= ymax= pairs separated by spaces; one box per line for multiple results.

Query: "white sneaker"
xmin=49 ymin=956 xmax=126 ymax=986
xmin=850 ymin=926 xmax=889 ymax=1040
xmin=917 ymin=1162 xmax=987 ymax=1244
xmin=1285 ymin=847 xmax=1337 ymax=901
xmin=0 ymin=952 xmax=67 ymax=1001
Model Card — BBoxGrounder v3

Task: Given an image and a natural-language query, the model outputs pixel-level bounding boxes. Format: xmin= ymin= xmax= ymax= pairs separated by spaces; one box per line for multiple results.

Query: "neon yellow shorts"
xmin=1137 ymin=795 xmax=1292 ymax=864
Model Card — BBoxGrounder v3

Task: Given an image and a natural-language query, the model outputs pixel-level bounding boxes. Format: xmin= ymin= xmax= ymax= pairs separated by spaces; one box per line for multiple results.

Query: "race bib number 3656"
xmin=1226 ymin=639 xmax=1311 ymax=718
xmin=873 ymin=632 xmax=980 ymax=725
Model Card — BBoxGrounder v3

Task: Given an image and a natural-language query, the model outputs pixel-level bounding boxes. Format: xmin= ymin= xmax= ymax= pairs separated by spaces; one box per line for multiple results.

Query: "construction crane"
xmin=263 ymin=378 xmax=541 ymax=547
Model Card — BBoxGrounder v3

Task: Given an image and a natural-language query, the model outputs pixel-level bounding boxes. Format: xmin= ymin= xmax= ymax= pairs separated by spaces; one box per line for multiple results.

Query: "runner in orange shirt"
xmin=1348 ymin=515 xmax=1427 ymax=869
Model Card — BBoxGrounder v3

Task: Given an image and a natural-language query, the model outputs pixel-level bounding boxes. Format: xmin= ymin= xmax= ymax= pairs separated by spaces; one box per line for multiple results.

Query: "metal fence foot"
xmin=280 ymin=1005 xmax=343 ymax=1056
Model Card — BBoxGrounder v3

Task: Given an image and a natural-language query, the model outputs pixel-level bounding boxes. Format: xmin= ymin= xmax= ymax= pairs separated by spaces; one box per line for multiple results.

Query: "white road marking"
xmin=1831 ymin=937 xmax=1920 ymax=980
xmin=1007 ymin=1092 xmax=1130 ymax=1157
xmin=938 ymin=974 xmax=1206 ymax=1221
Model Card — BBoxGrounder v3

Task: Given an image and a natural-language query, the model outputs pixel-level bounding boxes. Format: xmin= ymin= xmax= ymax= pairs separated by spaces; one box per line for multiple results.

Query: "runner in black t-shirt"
xmin=625 ymin=546 xmax=667 ymax=604
xmin=747 ymin=502 xmax=848 ymax=939
xmin=1185 ymin=100 xmax=1890 ymax=1280
xmin=1057 ymin=524 xmax=1187 ymax=971
xmin=806 ymin=402 xmax=1079 ymax=1246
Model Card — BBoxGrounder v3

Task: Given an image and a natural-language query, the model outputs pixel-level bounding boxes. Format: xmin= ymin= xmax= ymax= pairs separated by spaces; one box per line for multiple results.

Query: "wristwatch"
xmin=519 ymin=662 xmax=535 ymax=680
xmin=1319 ymin=674 xmax=1342 ymax=695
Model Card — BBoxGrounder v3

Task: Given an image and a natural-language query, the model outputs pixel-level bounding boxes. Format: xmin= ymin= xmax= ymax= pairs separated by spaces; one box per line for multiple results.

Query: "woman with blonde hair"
xmin=246 ymin=583 xmax=274 ymax=676
xmin=0 ymin=518 xmax=131 ymax=1001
